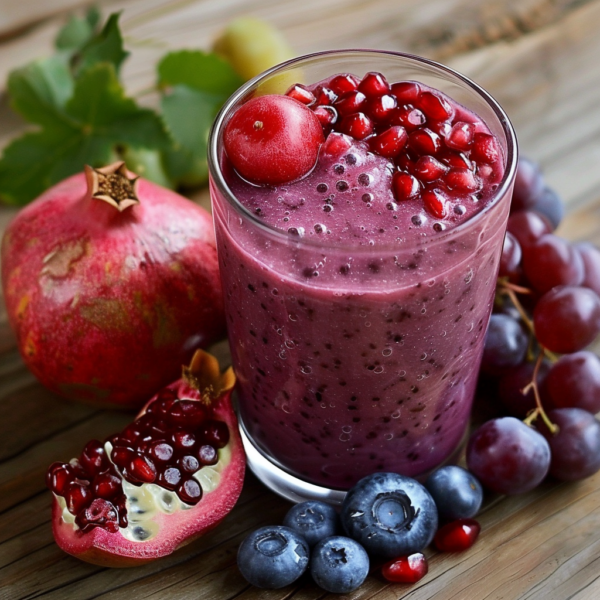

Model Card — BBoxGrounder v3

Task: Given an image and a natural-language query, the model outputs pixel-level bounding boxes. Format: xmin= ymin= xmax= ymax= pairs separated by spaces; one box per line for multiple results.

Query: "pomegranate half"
xmin=46 ymin=350 xmax=245 ymax=566
xmin=2 ymin=162 xmax=225 ymax=408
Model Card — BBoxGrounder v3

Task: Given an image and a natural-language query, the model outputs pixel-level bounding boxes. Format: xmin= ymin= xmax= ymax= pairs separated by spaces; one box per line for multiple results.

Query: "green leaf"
xmin=7 ymin=55 xmax=74 ymax=128
xmin=76 ymin=13 xmax=129 ymax=75
xmin=0 ymin=63 xmax=170 ymax=205
xmin=157 ymin=50 xmax=243 ymax=96
xmin=86 ymin=6 xmax=101 ymax=30
xmin=66 ymin=63 xmax=170 ymax=149
xmin=55 ymin=15 xmax=95 ymax=51
xmin=160 ymin=85 xmax=223 ymax=187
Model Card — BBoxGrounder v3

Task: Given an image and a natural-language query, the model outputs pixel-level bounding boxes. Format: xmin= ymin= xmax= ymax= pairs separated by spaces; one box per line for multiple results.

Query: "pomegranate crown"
xmin=84 ymin=162 xmax=140 ymax=212
xmin=182 ymin=349 xmax=235 ymax=405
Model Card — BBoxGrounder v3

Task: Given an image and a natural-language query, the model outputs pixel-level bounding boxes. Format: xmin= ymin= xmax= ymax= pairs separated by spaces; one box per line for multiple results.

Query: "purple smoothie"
xmin=211 ymin=71 xmax=512 ymax=489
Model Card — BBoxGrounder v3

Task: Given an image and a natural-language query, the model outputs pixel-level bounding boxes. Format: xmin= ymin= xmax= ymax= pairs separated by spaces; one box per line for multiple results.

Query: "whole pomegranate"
xmin=46 ymin=349 xmax=245 ymax=566
xmin=2 ymin=162 xmax=225 ymax=408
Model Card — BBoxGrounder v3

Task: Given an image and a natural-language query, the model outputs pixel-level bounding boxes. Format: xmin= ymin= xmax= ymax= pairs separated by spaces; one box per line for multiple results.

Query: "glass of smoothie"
xmin=208 ymin=50 xmax=517 ymax=503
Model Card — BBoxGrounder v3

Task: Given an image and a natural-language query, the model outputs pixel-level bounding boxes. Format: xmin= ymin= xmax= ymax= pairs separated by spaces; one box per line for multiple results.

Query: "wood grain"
xmin=1 ymin=0 xmax=600 ymax=598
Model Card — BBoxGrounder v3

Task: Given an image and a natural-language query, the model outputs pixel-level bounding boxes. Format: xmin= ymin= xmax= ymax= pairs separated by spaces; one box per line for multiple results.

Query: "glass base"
xmin=239 ymin=416 xmax=469 ymax=506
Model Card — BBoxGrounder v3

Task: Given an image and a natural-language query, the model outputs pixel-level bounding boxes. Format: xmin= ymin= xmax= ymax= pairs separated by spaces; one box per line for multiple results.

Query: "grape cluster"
xmin=469 ymin=156 xmax=600 ymax=495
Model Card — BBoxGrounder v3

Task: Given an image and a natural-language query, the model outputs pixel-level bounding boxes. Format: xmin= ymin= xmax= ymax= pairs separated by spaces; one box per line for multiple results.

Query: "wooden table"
xmin=2 ymin=0 xmax=600 ymax=598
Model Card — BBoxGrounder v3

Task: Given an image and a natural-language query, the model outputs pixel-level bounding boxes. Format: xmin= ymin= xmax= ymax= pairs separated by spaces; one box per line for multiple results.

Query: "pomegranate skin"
xmin=50 ymin=378 xmax=245 ymax=566
xmin=2 ymin=170 xmax=226 ymax=408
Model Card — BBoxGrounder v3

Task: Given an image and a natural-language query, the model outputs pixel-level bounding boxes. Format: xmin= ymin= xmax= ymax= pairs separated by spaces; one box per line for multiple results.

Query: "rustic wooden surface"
xmin=2 ymin=0 xmax=600 ymax=598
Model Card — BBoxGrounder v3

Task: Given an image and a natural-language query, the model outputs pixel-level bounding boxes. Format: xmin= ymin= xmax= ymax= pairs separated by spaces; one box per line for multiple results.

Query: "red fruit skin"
xmin=50 ymin=382 xmax=245 ymax=567
xmin=2 ymin=173 xmax=226 ymax=409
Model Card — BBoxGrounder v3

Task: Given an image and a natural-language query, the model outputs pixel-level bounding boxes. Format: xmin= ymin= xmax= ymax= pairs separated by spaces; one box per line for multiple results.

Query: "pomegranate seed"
xmin=334 ymin=90 xmax=367 ymax=117
xmin=329 ymin=74 xmax=360 ymax=96
xmin=65 ymin=481 xmax=93 ymax=514
xmin=419 ymin=91 xmax=454 ymax=121
xmin=429 ymin=120 xmax=452 ymax=138
xmin=338 ymin=112 xmax=373 ymax=140
xmin=392 ymin=172 xmax=420 ymax=201
xmin=321 ymin=132 xmax=353 ymax=156
xmin=366 ymin=94 xmax=397 ymax=123
xmin=120 ymin=424 xmax=143 ymax=445
xmin=168 ymin=400 xmax=206 ymax=428
xmin=390 ymin=81 xmax=421 ymax=104
xmin=434 ymin=518 xmax=481 ymax=552
xmin=201 ymin=420 xmax=230 ymax=449
xmin=79 ymin=440 xmax=106 ymax=476
xmin=414 ymin=155 xmax=448 ymax=182
xmin=409 ymin=128 xmax=441 ymax=155
xmin=313 ymin=86 xmax=337 ymax=106
xmin=158 ymin=466 xmax=182 ymax=490
xmin=422 ymin=188 xmax=449 ymax=219
xmin=369 ymin=126 xmax=408 ymax=158
xmin=47 ymin=463 xmax=73 ymax=495
xmin=147 ymin=395 xmax=177 ymax=416
xmin=171 ymin=430 xmax=196 ymax=451
xmin=471 ymin=132 xmax=500 ymax=164
xmin=198 ymin=444 xmax=218 ymax=465
xmin=179 ymin=454 xmax=200 ymax=473
xmin=149 ymin=440 xmax=174 ymax=462
xmin=129 ymin=455 xmax=157 ymax=483
xmin=313 ymin=105 xmax=338 ymax=129
xmin=92 ymin=472 xmax=121 ymax=499
xmin=446 ymin=121 xmax=475 ymax=151
xmin=285 ymin=84 xmax=315 ymax=106
xmin=389 ymin=105 xmax=426 ymax=132
xmin=445 ymin=168 xmax=480 ymax=192
xmin=358 ymin=72 xmax=390 ymax=97
xmin=438 ymin=149 xmax=472 ymax=170
xmin=111 ymin=446 xmax=134 ymax=468
xmin=382 ymin=552 xmax=428 ymax=583
xmin=395 ymin=152 xmax=416 ymax=174
xmin=178 ymin=478 xmax=203 ymax=504
xmin=76 ymin=498 xmax=119 ymax=533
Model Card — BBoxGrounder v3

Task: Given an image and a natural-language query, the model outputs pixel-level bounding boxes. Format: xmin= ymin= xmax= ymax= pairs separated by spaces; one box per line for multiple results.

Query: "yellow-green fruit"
xmin=213 ymin=17 xmax=295 ymax=83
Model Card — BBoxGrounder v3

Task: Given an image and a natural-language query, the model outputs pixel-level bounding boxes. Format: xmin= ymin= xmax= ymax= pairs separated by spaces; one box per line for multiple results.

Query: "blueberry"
xmin=310 ymin=536 xmax=369 ymax=593
xmin=237 ymin=525 xmax=309 ymax=589
xmin=283 ymin=501 xmax=340 ymax=547
xmin=340 ymin=472 xmax=438 ymax=558
xmin=425 ymin=466 xmax=483 ymax=520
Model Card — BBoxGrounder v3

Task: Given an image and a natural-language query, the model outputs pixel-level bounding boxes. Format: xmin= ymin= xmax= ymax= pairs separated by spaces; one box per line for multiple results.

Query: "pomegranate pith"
xmin=47 ymin=350 xmax=245 ymax=567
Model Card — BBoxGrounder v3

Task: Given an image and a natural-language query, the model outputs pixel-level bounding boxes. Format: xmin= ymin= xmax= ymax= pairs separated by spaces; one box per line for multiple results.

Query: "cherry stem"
xmin=522 ymin=352 xmax=559 ymax=434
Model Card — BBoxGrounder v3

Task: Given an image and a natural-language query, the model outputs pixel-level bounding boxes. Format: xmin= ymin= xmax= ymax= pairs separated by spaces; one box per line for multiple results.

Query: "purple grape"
xmin=481 ymin=314 xmax=528 ymax=375
xmin=534 ymin=286 xmax=600 ymax=354
xmin=531 ymin=186 xmax=564 ymax=230
xmin=545 ymin=351 xmax=600 ymax=413
xmin=466 ymin=417 xmax=550 ymax=495
xmin=506 ymin=210 xmax=552 ymax=251
xmin=576 ymin=242 xmax=600 ymax=296
xmin=539 ymin=408 xmax=600 ymax=481
xmin=498 ymin=232 xmax=522 ymax=280
xmin=510 ymin=156 xmax=544 ymax=213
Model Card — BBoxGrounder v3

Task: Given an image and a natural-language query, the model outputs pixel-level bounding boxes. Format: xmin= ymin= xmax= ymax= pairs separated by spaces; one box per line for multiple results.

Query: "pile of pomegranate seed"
xmin=286 ymin=72 xmax=501 ymax=219
xmin=46 ymin=388 xmax=230 ymax=533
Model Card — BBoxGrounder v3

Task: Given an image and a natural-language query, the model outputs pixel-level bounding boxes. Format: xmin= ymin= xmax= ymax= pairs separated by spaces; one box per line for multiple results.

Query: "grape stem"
xmin=496 ymin=279 xmax=558 ymax=363
xmin=522 ymin=352 xmax=559 ymax=434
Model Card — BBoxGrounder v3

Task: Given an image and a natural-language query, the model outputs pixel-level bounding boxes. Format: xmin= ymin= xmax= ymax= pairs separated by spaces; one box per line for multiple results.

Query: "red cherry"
xmin=369 ymin=126 xmax=408 ymax=158
xmin=285 ymin=84 xmax=315 ymax=106
xmin=337 ymin=112 xmax=374 ymax=140
xmin=358 ymin=72 xmax=390 ymax=97
xmin=381 ymin=552 xmax=428 ymax=583
xmin=224 ymin=95 xmax=324 ymax=185
xmin=434 ymin=518 xmax=481 ymax=552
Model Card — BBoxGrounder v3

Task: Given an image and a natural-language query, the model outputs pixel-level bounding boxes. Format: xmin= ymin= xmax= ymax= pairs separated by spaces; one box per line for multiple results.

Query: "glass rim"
xmin=208 ymin=49 xmax=518 ymax=251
